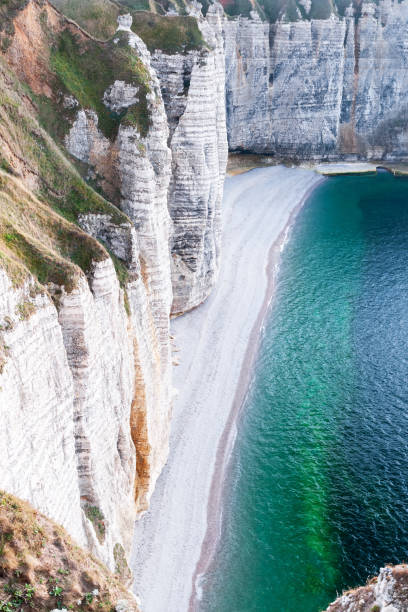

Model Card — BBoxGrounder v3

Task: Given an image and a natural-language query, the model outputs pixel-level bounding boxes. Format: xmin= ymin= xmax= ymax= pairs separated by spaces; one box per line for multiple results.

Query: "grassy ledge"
xmin=50 ymin=28 xmax=152 ymax=138
xmin=0 ymin=170 xmax=107 ymax=292
xmin=0 ymin=490 xmax=139 ymax=611
xmin=130 ymin=11 xmax=205 ymax=54
xmin=51 ymin=0 xmax=205 ymax=54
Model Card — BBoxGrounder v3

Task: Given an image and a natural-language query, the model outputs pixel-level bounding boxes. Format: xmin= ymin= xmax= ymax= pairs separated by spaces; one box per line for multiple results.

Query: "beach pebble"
xmin=115 ymin=601 xmax=131 ymax=612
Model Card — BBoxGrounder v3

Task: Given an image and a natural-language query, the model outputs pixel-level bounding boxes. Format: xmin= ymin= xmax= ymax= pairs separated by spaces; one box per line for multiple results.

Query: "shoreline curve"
xmin=188 ymin=174 xmax=325 ymax=611
xmin=131 ymin=166 xmax=323 ymax=612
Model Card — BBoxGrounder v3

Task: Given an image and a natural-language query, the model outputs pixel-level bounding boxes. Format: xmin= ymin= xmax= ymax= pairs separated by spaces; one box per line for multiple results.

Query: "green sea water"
xmin=200 ymin=172 xmax=408 ymax=612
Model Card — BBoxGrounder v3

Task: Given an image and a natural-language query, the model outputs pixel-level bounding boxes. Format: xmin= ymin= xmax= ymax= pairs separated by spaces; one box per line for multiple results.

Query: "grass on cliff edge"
xmin=0 ymin=170 xmax=107 ymax=292
xmin=0 ymin=59 xmax=129 ymax=225
xmin=51 ymin=0 xmax=205 ymax=54
xmin=50 ymin=28 xmax=152 ymax=138
xmin=224 ymin=0 xmax=341 ymax=21
xmin=0 ymin=0 xmax=29 ymax=36
xmin=130 ymin=11 xmax=205 ymax=53
xmin=0 ymin=490 xmax=139 ymax=611
xmin=52 ymin=0 xmax=121 ymax=39
xmin=2 ymin=1 xmax=154 ymax=141
xmin=0 ymin=60 xmax=133 ymax=295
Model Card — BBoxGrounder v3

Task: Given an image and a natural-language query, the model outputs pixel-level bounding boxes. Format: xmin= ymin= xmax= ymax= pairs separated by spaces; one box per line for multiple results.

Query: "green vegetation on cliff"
xmin=130 ymin=11 xmax=205 ymax=53
xmin=53 ymin=0 xmax=120 ymax=39
xmin=0 ymin=58 xmax=131 ymax=292
xmin=50 ymin=29 xmax=152 ymax=138
xmin=0 ymin=59 xmax=128 ymax=224
xmin=0 ymin=170 xmax=107 ymax=291
xmin=0 ymin=490 xmax=139 ymax=611
xmin=222 ymin=0 xmax=362 ymax=21
xmin=0 ymin=0 xmax=29 ymax=30
xmin=2 ymin=0 xmax=156 ymax=142
xmin=117 ymin=0 xmax=150 ymax=11
xmin=51 ymin=0 xmax=205 ymax=53
xmin=248 ymin=0 xmax=336 ymax=21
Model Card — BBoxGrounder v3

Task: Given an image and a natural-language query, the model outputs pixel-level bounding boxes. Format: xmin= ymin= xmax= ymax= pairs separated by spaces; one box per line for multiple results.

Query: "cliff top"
xmin=0 ymin=490 xmax=140 ymax=611
xmin=51 ymin=0 xmax=206 ymax=53
xmin=215 ymin=0 xmax=377 ymax=22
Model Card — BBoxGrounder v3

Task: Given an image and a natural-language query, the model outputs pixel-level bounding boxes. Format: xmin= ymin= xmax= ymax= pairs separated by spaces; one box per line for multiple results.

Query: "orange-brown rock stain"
xmin=5 ymin=1 xmax=62 ymax=97
xmin=130 ymin=337 xmax=152 ymax=515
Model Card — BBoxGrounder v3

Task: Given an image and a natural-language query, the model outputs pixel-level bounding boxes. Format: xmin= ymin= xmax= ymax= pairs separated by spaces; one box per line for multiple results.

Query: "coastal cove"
xmin=200 ymin=171 xmax=408 ymax=612
xmin=5 ymin=0 xmax=408 ymax=610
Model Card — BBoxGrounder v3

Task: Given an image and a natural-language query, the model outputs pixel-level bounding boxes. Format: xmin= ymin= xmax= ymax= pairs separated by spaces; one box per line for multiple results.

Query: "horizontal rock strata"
xmin=152 ymin=3 xmax=228 ymax=314
xmin=223 ymin=0 xmax=408 ymax=160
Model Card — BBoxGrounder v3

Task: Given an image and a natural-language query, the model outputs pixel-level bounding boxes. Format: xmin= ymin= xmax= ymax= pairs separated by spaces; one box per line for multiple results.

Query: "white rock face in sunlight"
xmin=152 ymin=3 xmax=228 ymax=314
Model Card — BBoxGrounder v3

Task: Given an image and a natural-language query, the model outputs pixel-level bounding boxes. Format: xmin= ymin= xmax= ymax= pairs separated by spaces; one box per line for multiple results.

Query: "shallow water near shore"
xmin=200 ymin=172 xmax=408 ymax=612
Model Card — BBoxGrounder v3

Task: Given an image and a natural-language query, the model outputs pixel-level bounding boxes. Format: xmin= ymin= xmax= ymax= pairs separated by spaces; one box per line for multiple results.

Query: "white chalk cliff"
xmin=325 ymin=565 xmax=408 ymax=611
xmin=223 ymin=0 xmax=408 ymax=159
xmin=151 ymin=2 xmax=227 ymax=313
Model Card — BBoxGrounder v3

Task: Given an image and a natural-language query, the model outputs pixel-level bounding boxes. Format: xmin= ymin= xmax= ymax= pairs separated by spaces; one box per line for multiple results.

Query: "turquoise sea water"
xmin=200 ymin=172 xmax=408 ymax=612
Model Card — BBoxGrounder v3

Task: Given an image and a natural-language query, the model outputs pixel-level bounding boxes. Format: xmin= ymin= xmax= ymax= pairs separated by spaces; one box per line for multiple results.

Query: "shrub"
xmin=84 ymin=505 xmax=106 ymax=544
xmin=131 ymin=11 xmax=206 ymax=54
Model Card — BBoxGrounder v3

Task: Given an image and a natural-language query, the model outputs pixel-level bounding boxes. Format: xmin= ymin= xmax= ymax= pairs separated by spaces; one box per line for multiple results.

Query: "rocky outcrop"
xmin=151 ymin=2 xmax=228 ymax=314
xmin=64 ymin=15 xmax=174 ymax=515
xmin=325 ymin=565 xmax=408 ymax=611
xmin=223 ymin=0 xmax=408 ymax=161
xmin=0 ymin=257 xmax=136 ymax=571
xmin=0 ymin=490 xmax=140 ymax=611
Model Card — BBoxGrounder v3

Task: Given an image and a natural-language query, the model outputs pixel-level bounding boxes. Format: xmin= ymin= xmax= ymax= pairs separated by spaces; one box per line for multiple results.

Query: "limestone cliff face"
xmin=0 ymin=257 xmax=136 ymax=571
xmin=223 ymin=0 xmax=408 ymax=160
xmin=224 ymin=11 xmax=272 ymax=152
xmin=151 ymin=2 xmax=228 ymax=314
xmin=57 ymin=260 xmax=137 ymax=567
xmin=0 ymin=269 xmax=86 ymax=549
xmin=340 ymin=1 xmax=408 ymax=159
xmin=326 ymin=565 xmax=408 ymax=611
xmin=0 ymin=0 xmax=171 ymax=576
xmin=64 ymin=15 xmax=174 ymax=515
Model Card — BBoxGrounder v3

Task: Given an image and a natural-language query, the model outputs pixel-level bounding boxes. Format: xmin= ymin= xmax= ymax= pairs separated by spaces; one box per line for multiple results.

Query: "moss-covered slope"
xmin=0 ymin=170 xmax=107 ymax=291
xmin=52 ymin=0 xmax=121 ymax=39
xmin=7 ymin=1 xmax=154 ymax=139
xmin=51 ymin=0 xmax=205 ymax=53
xmin=0 ymin=490 xmax=139 ymax=612
xmin=0 ymin=38 xmax=131 ymax=294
